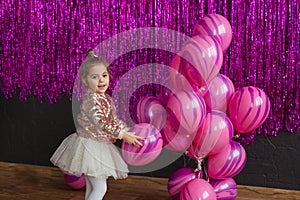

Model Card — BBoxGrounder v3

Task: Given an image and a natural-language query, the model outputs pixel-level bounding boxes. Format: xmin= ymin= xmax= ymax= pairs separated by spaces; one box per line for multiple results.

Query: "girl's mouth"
xmin=98 ymin=85 xmax=106 ymax=89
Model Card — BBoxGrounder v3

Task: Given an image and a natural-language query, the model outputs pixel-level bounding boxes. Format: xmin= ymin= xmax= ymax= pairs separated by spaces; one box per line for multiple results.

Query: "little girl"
xmin=50 ymin=50 xmax=143 ymax=200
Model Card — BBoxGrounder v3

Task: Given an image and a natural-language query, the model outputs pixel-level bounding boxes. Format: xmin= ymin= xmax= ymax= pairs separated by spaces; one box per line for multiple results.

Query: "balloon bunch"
xmin=166 ymin=13 xmax=270 ymax=200
xmin=121 ymin=13 xmax=270 ymax=200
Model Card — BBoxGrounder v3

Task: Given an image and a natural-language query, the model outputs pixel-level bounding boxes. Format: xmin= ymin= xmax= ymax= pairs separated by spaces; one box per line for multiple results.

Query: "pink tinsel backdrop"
xmin=0 ymin=0 xmax=299 ymax=144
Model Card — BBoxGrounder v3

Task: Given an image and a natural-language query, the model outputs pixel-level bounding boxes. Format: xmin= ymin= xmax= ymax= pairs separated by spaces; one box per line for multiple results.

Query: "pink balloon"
xmin=158 ymin=76 xmax=175 ymax=107
xmin=180 ymin=178 xmax=217 ymax=200
xmin=122 ymin=123 xmax=163 ymax=166
xmin=63 ymin=173 xmax=86 ymax=190
xmin=133 ymin=96 xmax=167 ymax=130
xmin=161 ymin=120 xmax=193 ymax=152
xmin=179 ymin=35 xmax=223 ymax=87
xmin=228 ymin=86 xmax=271 ymax=133
xmin=187 ymin=111 xmax=234 ymax=160
xmin=169 ymin=55 xmax=197 ymax=92
xmin=210 ymin=178 xmax=238 ymax=200
xmin=168 ymin=168 xmax=197 ymax=200
xmin=203 ymin=74 xmax=235 ymax=113
xmin=208 ymin=141 xmax=247 ymax=179
xmin=166 ymin=90 xmax=206 ymax=135
xmin=193 ymin=14 xmax=232 ymax=51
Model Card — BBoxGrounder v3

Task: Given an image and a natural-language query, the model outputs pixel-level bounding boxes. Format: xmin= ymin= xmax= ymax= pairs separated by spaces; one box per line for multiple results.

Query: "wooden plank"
xmin=0 ymin=162 xmax=299 ymax=200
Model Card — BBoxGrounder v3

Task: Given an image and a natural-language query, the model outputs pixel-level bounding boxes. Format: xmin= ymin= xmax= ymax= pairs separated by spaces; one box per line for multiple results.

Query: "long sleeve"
xmin=85 ymin=93 xmax=127 ymax=138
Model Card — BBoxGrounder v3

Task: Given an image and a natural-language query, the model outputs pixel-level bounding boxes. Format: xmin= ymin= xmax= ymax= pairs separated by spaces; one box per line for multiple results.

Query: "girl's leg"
xmin=85 ymin=175 xmax=92 ymax=199
xmin=85 ymin=176 xmax=107 ymax=200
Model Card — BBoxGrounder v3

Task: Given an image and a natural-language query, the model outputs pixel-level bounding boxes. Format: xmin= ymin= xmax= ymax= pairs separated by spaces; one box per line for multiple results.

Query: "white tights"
xmin=85 ymin=176 xmax=107 ymax=200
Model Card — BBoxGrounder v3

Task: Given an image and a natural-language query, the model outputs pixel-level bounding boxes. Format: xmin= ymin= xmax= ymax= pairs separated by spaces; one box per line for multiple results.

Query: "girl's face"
xmin=85 ymin=64 xmax=110 ymax=95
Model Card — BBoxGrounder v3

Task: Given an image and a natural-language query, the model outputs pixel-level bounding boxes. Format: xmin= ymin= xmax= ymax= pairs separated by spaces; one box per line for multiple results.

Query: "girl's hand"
xmin=122 ymin=131 xmax=144 ymax=147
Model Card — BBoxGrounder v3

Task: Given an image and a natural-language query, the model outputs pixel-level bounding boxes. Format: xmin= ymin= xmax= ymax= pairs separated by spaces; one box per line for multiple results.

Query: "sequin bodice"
xmin=76 ymin=91 xmax=127 ymax=142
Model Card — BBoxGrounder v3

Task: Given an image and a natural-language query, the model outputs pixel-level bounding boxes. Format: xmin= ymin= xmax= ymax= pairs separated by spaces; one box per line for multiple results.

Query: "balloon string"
xmin=197 ymin=159 xmax=202 ymax=171
xmin=202 ymin=159 xmax=209 ymax=182
xmin=233 ymin=133 xmax=240 ymax=141
xmin=194 ymin=159 xmax=203 ymax=179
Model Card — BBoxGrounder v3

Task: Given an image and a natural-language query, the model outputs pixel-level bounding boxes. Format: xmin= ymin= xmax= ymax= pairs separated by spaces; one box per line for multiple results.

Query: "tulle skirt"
xmin=50 ymin=133 xmax=128 ymax=179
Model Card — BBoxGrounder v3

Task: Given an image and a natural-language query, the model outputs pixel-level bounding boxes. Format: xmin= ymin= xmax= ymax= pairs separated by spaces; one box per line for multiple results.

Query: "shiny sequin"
xmin=76 ymin=90 xmax=127 ymax=142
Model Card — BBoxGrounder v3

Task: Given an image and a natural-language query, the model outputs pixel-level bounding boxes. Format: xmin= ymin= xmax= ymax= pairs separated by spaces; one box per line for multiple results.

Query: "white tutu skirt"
xmin=50 ymin=133 xmax=128 ymax=179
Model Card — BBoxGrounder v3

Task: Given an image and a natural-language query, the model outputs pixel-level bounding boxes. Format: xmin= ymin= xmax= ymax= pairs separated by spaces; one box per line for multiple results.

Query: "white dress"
xmin=50 ymin=91 xmax=129 ymax=179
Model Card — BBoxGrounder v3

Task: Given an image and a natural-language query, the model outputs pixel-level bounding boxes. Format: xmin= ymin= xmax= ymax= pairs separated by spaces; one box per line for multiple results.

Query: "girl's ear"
xmin=82 ymin=78 xmax=88 ymax=87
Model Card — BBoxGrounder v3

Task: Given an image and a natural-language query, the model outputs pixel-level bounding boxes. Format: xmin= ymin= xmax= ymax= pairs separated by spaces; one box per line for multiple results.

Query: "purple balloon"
xmin=158 ymin=76 xmax=175 ymax=107
xmin=63 ymin=173 xmax=86 ymax=190
xmin=193 ymin=14 xmax=232 ymax=51
xmin=180 ymin=35 xmax=223 ymax=87
xmin=169 ymin=55 xmax=197 ymax=92
xmin=180 ymin=178 xmax=217 ymax=200
xmin=203 ymin=74 xmax=235 ymax=113
xmin=210 ymin=178 xmax=238 ymax=200
xmin=208 ymin=141 xmax=247 ymax=179
xmin=168 ymin=168 xmax=197 ymax=200
xmin=228 ymin=86 xmax=271 ymax=133
xmin=122 ymin=123 xmax=163 ymax=166
xmin=161 ymin=120 xmax=193 ymax=152
xmin=158 ymin=86 xmax=173 ymax=107
xmin=166 ymin=90 xmax=206 ymax=135
xmin=187 ymin=111 xmax=234 ymax=160
xmin=133 ymin=96 xmax=167 ymax=130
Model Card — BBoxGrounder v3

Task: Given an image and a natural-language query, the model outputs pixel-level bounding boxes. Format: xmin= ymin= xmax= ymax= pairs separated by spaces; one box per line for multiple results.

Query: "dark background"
xmin=1 ymin=91 xmax=299 ymax=190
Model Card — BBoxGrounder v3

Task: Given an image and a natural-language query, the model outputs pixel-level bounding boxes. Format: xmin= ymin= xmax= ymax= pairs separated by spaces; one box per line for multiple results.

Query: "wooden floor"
xmin=0 ymin=162 xmax=299 ymax=200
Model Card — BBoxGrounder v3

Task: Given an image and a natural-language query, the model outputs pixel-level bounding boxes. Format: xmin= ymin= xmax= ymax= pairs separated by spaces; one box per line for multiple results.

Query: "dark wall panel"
xmin=0 ymin=93 xmax=299 ymax=190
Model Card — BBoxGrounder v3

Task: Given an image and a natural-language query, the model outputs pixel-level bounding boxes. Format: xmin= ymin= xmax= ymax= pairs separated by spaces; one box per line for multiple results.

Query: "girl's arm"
xmin=86 ymin=95 xmax=125 ymax=138
xmin=85 ymin=94 xmax=143 ymax=146
xmin=110 ymin=97 xmax=144 ymax=146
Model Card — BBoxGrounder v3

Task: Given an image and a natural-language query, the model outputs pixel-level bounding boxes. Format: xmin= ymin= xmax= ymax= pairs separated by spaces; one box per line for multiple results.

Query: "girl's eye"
xmin=103 ymin=74 xmax=108 ymax=78
xmin=91 ymin=75 xmax=99 ymax=79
